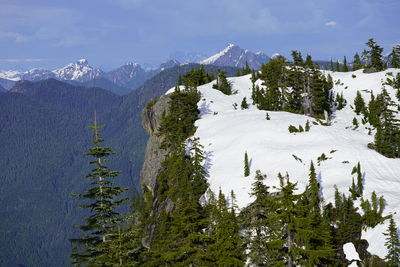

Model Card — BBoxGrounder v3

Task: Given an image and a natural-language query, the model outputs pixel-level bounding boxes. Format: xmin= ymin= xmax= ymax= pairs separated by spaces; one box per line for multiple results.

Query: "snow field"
xmin=167 ymin=68 xmax=400 ymax=258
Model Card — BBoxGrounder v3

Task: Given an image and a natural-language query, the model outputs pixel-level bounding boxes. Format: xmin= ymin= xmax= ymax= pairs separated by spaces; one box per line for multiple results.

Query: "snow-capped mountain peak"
xmin=53 ymin=59 xmax=103 ymax=82
xmin=199 ymin=43 xmax=270 ymax=70
xmin=200 ymin=43 xmax=238 ymax=65
xmin=77 ymin=58 xmax=89 ymax=65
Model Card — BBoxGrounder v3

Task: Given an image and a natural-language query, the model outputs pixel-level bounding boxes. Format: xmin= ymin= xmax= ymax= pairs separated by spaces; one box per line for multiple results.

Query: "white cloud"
xmin=325 ymin=21 xmax=337 ymax=27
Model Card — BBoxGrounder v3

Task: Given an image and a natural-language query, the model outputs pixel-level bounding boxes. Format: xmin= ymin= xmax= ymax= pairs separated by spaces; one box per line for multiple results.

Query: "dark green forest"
xmin=0 ymin=64 xmax=239 ymax=266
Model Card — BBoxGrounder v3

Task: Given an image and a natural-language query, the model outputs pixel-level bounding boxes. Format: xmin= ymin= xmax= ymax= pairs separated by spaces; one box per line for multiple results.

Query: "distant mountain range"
xmin=0 ymin=44 xmax=274 ymax=95
xmin=0 ymin=59 xmax=181 ymax=95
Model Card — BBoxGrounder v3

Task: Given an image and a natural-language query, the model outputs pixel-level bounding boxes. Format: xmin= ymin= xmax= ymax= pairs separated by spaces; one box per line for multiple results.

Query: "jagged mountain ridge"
xmin=0 ymin=59 xmax=181 ymax=93
xmin=200 ymin=43 xmax=270 ymax=69
xmin=53 ymin=59 xmax=103 ymax=82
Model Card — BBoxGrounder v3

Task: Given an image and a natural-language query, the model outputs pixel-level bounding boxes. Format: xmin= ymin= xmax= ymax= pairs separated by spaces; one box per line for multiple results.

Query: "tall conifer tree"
xmin=365 ymin=38 xmax=385 ymax=71
xmin=343 ymin=56 xmax=349 ymax=72
xmin=70 ymin=112 xmax=128 ymax=266
xmin=384 ymin=217 xmax=400 ymax=266
xmin=353 ymin=52 xmax=363 ymax=70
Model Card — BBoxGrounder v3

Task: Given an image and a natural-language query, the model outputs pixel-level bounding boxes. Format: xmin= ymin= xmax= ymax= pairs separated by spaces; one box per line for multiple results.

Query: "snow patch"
xmin=343 ymin=242 xmax=360 ymax=261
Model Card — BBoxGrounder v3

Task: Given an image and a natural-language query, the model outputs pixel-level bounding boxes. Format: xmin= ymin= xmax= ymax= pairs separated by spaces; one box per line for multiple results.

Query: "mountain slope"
xmin=104 ymin=62 xmax=149 ymax=88
xmin=200 ymin=44 xmax=270 ymax=70
xmin=0 ymin=79 xmax=146 ymax=266
xmin=0 ymin=78 xmax=16 ymax=90
xmin=166 ymin=68 xmax=400 ymax=259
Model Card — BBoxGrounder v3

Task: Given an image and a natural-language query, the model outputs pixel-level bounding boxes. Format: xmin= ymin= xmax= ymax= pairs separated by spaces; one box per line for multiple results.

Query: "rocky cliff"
xmin=140 ymin=94 xmax=175 ymax=248
xmin=140 ymin=95 xmax=170 ymax=195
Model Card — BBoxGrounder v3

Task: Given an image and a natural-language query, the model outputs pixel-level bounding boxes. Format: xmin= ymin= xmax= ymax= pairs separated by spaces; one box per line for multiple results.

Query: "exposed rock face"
xmin=140 ymin=94 xmax=177 ymax=248
xmin=141 ymin=95 xmax=170 ymax=195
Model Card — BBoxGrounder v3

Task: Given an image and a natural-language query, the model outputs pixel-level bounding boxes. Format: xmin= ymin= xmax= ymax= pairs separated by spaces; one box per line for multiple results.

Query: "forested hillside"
xmin=0 ymin=65 xmax=239 ymax=266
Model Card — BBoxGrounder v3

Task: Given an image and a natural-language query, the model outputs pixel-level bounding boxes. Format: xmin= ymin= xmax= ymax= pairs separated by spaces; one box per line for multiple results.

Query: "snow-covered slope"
xmin=53 ymin=59 xmax=103 ymax=82
xmin=0 ymin=68 xmax=55 ymax=82
xmin=0 ymin=59 xmax=102 ymax=83
xmin=20 ymin=68 xmax=56 ymax=81
xmin=200 ymin=44 xmax=270 ymax=70
xmin=0 ymin=70 xmax=23 ymax=81
xmin=167 ymin=68 xmax=400 ymax=259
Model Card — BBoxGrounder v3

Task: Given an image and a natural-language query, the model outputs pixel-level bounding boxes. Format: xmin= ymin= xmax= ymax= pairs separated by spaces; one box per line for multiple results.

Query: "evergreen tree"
xmin=70 ymin=113 xmax=128 ymax=266
xmin=310 ymin=70 xmax=331 ymax=117
xmin=351 ymin=162 xmax=363 ymax=197
xmin=334 ymin=193 xmax=363 ymax=244
xmin=384 ymin=217 xmax=400 ymax=266
xmin=354 ymin=91 xmax=366 ymax=115
xmin=335 ymin=61 xmax=340 ymax=72
xmin=265 ymin=112 xmax=271 ymax=120
xmin=258 ymin=57 xmax=287 ymax=111
xmin=355 ymin=162 xmax=363 ymax=196
xmin=294 ymin=164 xmax=337 ymax=266
xmin=286 ymin=65 xmax=305 ymax=113
xmin=209 ymin=190 xmax=245 ymax=266
xmin=343 ymin=56 xmax=349 ymax=72
xmin=307 ymin=161 xmax=320 ymax=211
xmin=349 ymin=178 xmax=358 ymax=200
xmin=244 ymin=151 xmax=250 ymax=177
xmin=353 ymin=52 xmax=363 ymax=70
xmin=180 ymin=65 xmax=214 ymax=89
xmin=213 ymin=69 xmax=231 ymax=95
xmin=246 ymin=170 xmax=284 ymax=265
xmin=352 ymin=117 xmax=359 ymax=129
xmin=241 ymin=97 xmax=249 ymax=109
xmin=305 ymin=120 xmax=311 ymax=131
xmin=365 ymin=38 xmax=385 ymax=71
xmin=390 ymin=45 xmax=400 ymax=68
xmin=336 ymin=92 xmax=346 ymax=110
xmin=146 ymin=144 xmax=210 ymax=266
xmin=104 ymin=191 xmax=144 ymax=266
xmin=145 ymin=89 xmax=210 ymax=266
xmin=305 ymin=55 xmax=314 ymax=69
xmin=374 ymin=88 xmax=400 ymax=158
xmin=291 ymin=50 xmax=304 ymax=66
xmin=368 ymin=92 xmax=381 ymax=127
xmin=361 ymin=191 xmax=385 ymax=227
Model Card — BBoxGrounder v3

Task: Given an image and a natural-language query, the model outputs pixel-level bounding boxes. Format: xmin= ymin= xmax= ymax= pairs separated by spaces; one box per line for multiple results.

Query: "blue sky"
xmin=0 ymin=0 xmax=399 ymax=70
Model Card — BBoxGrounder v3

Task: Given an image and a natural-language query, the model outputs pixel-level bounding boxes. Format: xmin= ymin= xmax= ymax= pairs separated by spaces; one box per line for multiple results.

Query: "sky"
xmin=0 ymin=0 xmax=399 ymax=70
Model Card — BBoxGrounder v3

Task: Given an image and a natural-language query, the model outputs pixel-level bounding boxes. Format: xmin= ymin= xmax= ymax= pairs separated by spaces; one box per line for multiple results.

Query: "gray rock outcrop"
xmin=140 ymin=95 xmax=170 ymax=195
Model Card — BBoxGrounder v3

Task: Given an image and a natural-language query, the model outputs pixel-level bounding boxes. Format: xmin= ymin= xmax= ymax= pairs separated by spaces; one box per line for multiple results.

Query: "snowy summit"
xmin=199 ymin=44 xmax=270 ymax=69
